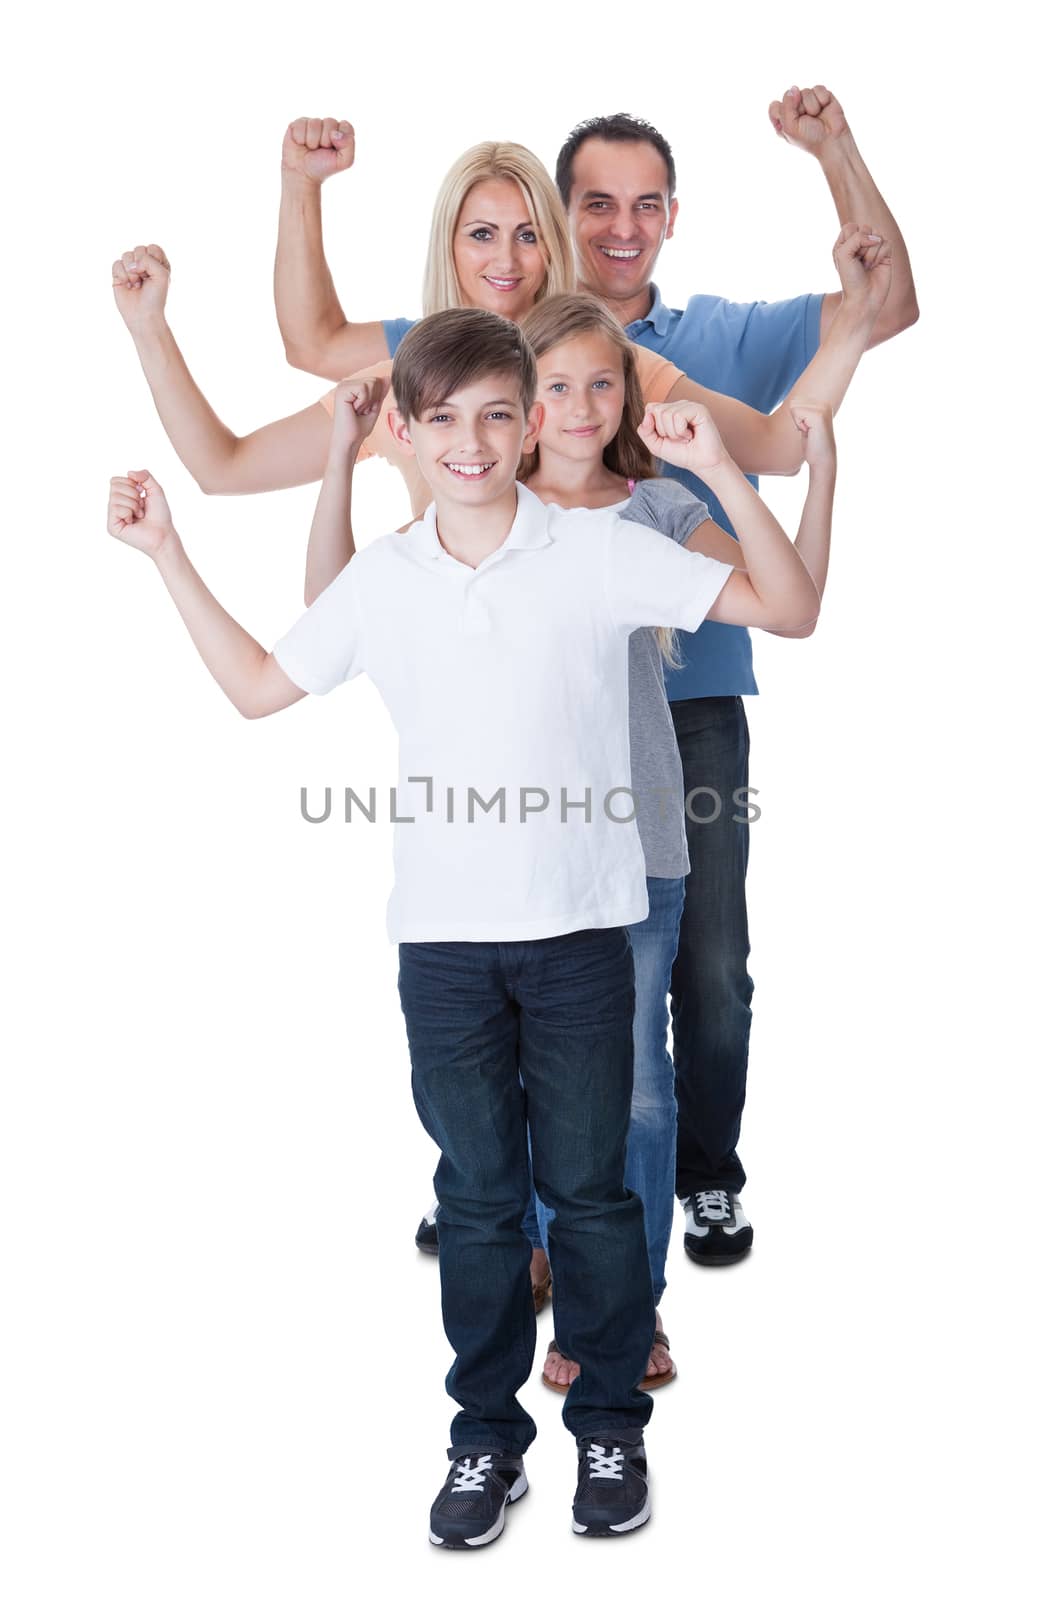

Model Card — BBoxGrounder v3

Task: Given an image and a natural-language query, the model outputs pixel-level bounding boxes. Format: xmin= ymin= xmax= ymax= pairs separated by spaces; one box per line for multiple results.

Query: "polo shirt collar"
xmin=407 ymin=483 xmax=555 ymax=564
xmin=628 ymin=284 xmax=672 ymax=337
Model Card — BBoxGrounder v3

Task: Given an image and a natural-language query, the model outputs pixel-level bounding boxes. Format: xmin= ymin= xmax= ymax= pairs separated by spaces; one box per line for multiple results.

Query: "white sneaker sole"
xmin=572 ymin=1494 xmax=650 ymax=1536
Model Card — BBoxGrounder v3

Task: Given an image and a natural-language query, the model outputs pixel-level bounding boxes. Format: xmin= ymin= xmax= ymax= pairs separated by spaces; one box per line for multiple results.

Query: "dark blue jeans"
xmin=525 ymin=876 xmax=686 ymax=1304
xmin=398 ymin=928 xmax=655 ymax=1458
xmin=669 ymin=696 xmax=754 ymax=1197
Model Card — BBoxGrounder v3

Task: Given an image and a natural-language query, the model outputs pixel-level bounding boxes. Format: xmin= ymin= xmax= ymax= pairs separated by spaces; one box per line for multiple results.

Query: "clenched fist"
xmin=282 ymin=117 xmax=355 ymax=184
xmin=789 ymin=403 xmax=836 ymax=470
xmin=112 ymin=244 xmax=171 ymax=329
xmin=107 ymin=470 xmax=176 ymax=559
xmin=832 ymin=222 xmax=892 ymax=319
xmin=329 ymin=376 xmax=390 ymax=453
xmin=638 ymin=401 xmax=730 ymax=474
xmin=768 ymin=85 xmax=849 ymax=156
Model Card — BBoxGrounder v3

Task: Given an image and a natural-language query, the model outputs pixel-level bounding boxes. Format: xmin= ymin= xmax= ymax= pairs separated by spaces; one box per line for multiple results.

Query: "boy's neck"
xmin=431 ymin=482 xmax=521 ymax=570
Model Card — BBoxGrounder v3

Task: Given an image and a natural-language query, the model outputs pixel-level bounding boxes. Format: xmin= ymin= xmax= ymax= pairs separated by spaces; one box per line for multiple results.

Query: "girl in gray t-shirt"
xmin=514 ymin=291 xmax=833 ymax=1396
xmin=517 ymin=293 xmax=743 ymax=1395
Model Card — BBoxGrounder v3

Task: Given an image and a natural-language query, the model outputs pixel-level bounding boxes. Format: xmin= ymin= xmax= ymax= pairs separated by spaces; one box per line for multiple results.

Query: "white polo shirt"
xmin=272 ymin=484 xmax=732 ymax=944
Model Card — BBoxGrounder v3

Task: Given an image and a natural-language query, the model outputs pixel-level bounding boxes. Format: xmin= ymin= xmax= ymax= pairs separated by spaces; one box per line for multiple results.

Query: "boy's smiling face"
xmin=389 ymin=372 xmax=543 ymax=506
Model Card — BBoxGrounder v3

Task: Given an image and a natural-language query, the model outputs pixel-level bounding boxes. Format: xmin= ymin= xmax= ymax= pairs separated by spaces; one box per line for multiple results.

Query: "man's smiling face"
xmin=567 ymin=137 xmax=678 ymax=313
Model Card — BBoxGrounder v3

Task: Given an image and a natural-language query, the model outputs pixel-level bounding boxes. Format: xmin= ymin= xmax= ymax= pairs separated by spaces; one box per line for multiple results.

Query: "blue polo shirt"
xmin=382 ymin=284 xmax=823 ymax=700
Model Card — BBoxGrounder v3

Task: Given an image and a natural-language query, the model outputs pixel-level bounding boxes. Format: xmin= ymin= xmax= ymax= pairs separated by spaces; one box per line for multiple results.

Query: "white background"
xmin=3 ymin=2 xmax=1049 ymax=1595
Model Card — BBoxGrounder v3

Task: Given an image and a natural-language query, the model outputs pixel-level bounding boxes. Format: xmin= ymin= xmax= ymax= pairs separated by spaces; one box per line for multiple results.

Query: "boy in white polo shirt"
xmin=106 ymin=308 xmax=818 ymax=1546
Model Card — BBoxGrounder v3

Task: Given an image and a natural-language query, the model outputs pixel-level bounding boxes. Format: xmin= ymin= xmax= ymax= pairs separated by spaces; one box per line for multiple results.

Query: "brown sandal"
xmin=532 ymin=1269 xmax=553 ymax=1315
xmin=638 ymin=1328 xmax=677 ymax=1391
xmin=540 ymin=1331 xmax=677 ymax=1394
xmin=541 ymin=1338 xmax=575 ymax=1394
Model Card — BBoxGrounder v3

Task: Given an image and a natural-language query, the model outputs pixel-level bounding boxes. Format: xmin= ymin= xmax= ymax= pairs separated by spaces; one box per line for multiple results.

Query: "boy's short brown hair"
xmin=391 ymin=308 xmax=537 ymax=422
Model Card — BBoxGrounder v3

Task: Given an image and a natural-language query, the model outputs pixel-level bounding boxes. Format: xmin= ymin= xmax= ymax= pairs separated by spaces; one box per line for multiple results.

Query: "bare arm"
xmin=642 ymin=404 xmax=819 ymax=633
xmin=703 ymin=461 xmax=819 ymax=632
xmin=683 ymin=406 xmax=835 ymax=638
xmin=113 ymin=244 xmax=332 ymax=494
xmin=107 ymin=471 xmax=306 ymax=719
xmin=666 ymin=224 xmax=889 ymax=476
xmin=304 ymin=377 xmax=389 ymax=604
xmin=766 ymin=405 xmax=836 ymax=638
xmin=769 ymin=85 xmax=920 ymax=347
xmin=276 ymin=118 xmax=391 ymax=380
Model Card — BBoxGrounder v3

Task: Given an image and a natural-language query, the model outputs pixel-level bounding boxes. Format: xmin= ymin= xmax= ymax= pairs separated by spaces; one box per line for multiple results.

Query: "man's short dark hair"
xmin=555 ymin=114 xmax=677 ymax=206
xmin=392 ymin=308 xmax=537 ymax=422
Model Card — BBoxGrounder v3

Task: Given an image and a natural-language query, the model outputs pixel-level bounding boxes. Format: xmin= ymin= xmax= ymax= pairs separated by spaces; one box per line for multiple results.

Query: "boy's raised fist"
xmin=329 ymin=376 xmax=390 ymax=451
xmin=639 ymin=400 xmax=730 ymax=473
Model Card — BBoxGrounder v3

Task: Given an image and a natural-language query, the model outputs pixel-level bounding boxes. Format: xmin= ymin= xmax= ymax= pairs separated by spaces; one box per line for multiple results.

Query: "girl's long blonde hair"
xmin=421 ymin=143 xmax=576 ymax=318
xmin=519 ymin=293 xmax=680 ymax=668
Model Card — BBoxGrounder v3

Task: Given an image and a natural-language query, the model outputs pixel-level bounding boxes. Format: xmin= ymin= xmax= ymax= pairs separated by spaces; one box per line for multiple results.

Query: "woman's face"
xmin=452 ymin=178 xmax=549 ymax=323
xmin=534 ymin=332 xmax=627 ymax=465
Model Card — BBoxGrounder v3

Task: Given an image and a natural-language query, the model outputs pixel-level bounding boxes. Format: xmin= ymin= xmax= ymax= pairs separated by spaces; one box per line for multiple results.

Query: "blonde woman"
xmin=112 ymin=135 xmax=868 ymax=536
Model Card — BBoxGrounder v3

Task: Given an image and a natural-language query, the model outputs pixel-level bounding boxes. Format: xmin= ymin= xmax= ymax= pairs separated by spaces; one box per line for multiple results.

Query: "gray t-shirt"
xmin=618 ymin=478 xmax=711 ymax=878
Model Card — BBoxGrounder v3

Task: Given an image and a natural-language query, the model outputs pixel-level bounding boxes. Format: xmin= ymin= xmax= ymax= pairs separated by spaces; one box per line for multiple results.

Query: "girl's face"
xmin=535 ymin=332 xmax=627 ymax=464
xmin=452 ymin=178 xmax=549 ymax=323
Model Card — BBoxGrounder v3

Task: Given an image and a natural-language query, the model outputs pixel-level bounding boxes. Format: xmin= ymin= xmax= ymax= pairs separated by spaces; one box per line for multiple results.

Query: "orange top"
xmin=318 ymin=344 xmax=684 ymax=520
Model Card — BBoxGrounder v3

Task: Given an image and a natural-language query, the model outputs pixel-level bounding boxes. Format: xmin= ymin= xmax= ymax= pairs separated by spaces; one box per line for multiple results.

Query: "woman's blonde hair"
xmin=422 ymin=143 xmax=577 ymax=318
xmin=519 ymin=293 xmax=680 ymax=668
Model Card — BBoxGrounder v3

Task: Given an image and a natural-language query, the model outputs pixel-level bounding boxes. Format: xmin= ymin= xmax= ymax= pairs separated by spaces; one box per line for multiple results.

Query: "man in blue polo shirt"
xmin=553 ymin=87 xmax=919 ymax=1264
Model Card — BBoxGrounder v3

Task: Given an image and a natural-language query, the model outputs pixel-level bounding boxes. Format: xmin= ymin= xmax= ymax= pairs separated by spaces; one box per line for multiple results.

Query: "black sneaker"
xmin=571 ymin=1437 xmax=649 ymax=1537
xmin=429 ymin=1452 xmax=528 ymax=1549
xmin=682 ymin=1189 xmax=753 ymax=1265
xmin=415 ymin=1200 xmax=439 ymax=1255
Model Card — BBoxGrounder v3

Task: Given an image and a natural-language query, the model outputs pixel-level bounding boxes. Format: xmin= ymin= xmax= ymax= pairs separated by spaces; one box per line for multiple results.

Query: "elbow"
xmin=282 ymin=334 xmax=343 ymax=382
xmin=234 ymin=689 xmax=263 ymax=719
xmin=238 ymin=696 xmax=271 ymax=721
xmin=766 ymin=433 xmax=804 ymax=478
xmin=890 ymin=294 xmax=920 ymax=337
xmin=193 ymin=462 xmax=234 ymax=497
xmin=872 ymin=295 xmax=920 ymax=348
xmin=767 ymin=616 xmax=818 ymax=640
xmin=796 ymin=595 xmax=822 ymax=635
xmin=282 ymin=336 xmax=319 ymax=375
xmin=772 ymin=596 xmax=821 ymax=636
xmin=195 ymin=442 xmax=255 ymax=497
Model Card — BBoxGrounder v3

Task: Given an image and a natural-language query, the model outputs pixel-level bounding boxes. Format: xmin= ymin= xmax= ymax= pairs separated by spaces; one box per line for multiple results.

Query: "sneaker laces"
xmin=451 ymin=1454 xmax=492 ymax=1493
xmin=693 ymin=1189 xmax=732 ymax=1224
xmin=586 ymin=1443 xmax=625 ymax=1481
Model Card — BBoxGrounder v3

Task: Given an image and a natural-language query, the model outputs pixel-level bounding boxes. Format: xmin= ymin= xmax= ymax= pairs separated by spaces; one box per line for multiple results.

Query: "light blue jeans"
xmin=525 ymin=875 xmax=686 ymax=1305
